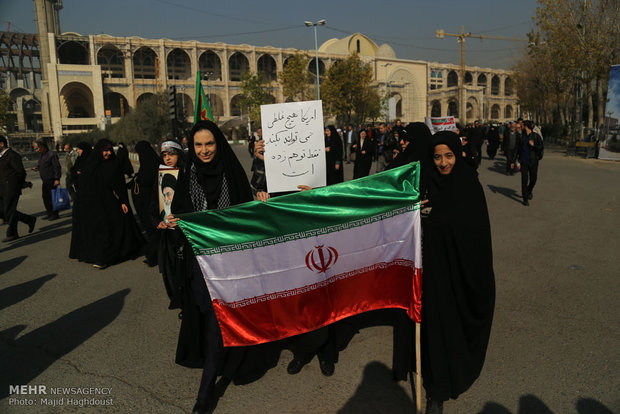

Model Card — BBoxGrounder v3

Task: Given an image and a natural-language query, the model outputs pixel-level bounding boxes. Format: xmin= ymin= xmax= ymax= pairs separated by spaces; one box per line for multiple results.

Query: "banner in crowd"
xmin=425 ymin=116 xmax=457 ymax=134
xmin=177 ymin=163 xmax=422 ymax=347
xmin=600 ymin=65 xmax=620 ymax=161
xmin=260 ymin=100 xmax=326 ymax=193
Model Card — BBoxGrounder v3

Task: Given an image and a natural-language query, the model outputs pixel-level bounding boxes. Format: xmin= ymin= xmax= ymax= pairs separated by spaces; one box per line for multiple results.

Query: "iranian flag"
xmin=177 ymin=163 xmax=422 ymax=347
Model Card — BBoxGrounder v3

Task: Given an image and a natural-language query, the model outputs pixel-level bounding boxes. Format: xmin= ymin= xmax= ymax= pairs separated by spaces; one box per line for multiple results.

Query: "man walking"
xmin=516 ymin=121 xmax=544 ymax=206
xmin=0 ymin=135 xmax=36 ymax=241
xmin=345 ymin=124 xmax=357 ymax=163
xmin=376 ymin=122 xmax=395 ymax=172
xmin=502 ymin=122 xmax=519 ymax=175
xmin=33 ymin=140 xmax=61 ymax=220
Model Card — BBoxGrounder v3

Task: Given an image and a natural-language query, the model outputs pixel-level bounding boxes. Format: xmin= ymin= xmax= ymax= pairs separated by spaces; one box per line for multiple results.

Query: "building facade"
xmin=0 ymin=0 xmax=519 ymax=142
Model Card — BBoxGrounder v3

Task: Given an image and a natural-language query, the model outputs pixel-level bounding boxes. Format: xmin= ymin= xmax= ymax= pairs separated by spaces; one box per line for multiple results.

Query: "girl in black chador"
xmin=421 ymin=131 xmax=495 ymax=414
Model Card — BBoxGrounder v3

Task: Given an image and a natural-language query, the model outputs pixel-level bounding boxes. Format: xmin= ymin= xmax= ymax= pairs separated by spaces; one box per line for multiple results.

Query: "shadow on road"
xmin=0 ymin=255 xmax=27 ymax=274
xmin=487 ymin=160 xmax=510 ymax=175
xmin=479 ymin=394 xmax=615 ymax=414
xmin=487 ymin=184 xmax=522 ymax=204
xmin=0 ymin=222 xmax=72 ymax=254
xmin=338 ymin=361 xmax=414 ymax=414
xmin=0 ymin=288 xmax=130 ymax=400
xmin=0 ymin=273 xmax=56 ymax=311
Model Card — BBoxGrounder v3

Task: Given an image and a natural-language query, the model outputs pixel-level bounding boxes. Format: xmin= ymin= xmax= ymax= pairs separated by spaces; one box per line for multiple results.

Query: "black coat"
xmin=516 ymin=131 xmax=544 ymax=165
xmin=0 ymin=148 xmax=26 ymax=198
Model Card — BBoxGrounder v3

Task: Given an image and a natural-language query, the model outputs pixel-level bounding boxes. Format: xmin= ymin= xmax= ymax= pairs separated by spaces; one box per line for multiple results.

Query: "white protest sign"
xmin=425 ymin=116 xmax=458 ymax=134
xmin=261 ymin=100 xmax=326 ymax=193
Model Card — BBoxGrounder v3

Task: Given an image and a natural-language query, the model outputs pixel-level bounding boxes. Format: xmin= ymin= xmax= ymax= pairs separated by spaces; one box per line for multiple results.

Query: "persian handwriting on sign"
xmin=261 ymin=101 xmax=326 ymax=193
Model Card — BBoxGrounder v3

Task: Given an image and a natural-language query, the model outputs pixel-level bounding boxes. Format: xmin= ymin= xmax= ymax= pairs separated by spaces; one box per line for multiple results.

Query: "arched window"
xmin=167 ymin=48 xmax=191 ymax=80
xmin=447 ymin=70 xmax=458 ymax=88
xmin=230 ymin=94 xmax=243 ymax=116
xmin=229 ymin=52 xmax=249 ymax=82
xmin=505 ymin=105 xmax=513 ymax=119
xmin=198 ymin=51 xmax=222 ymax=81
xmin=491 ymin=104 xmax=500 ymax=119
xmin=357 ymin=39 xmax=360 ymax=53
xmin=60 ymin=82 xmax=94 ymax=118
xmin=103 ymin=92 xmax=129 ymax=117
xmin=257 ymin=54 xmax=277 ymax=82
xmin=431 ymin=100 xmax=441 ymax=117
xmin=308 ymin=59 xmax=325 ymax=84
xmin=491 ymin=75 xmax=500 ymax=96
xmin=477 ymin=74 xmax=487 ymax=89
xmin=97 ymin=45 xmax=125 ymax=78
xmin=504 ymin=77 xmax=514 ymax=96
xmin=465 ymin=72 xmax=473 ymax=85
xmin=448 ymin=101 xmax=458 ymax=117
xmin=133 ymin=47 xmax=157 ymax=80
xmin=57 ymin=40 xmax=88 ymax=65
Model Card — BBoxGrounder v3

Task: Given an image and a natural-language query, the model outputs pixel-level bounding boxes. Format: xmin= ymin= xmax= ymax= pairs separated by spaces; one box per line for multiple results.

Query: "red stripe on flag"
xmin=212 ymin=262 xmax=421 ymax=347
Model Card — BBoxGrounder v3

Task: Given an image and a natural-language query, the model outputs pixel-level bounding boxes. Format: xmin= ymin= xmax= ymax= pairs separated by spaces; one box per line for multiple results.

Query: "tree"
xmin=0 ymin=90 xmax=15 ymax=133
xmin=515 ymin=0 xmax=620 ymax=139
xmin=321 ymin=53 xmax=382 ymax=124
xmin=279 ymin=52 xmax=311 ymax=102
xmin=240 ymin=72 xmax=273 ymax=127
xmin=108 ymin=92 xmax=171 ymax=144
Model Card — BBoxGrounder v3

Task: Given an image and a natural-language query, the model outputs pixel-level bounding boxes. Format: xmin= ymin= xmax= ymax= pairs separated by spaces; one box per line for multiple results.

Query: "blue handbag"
xmin=51 ymin=187 xmax=71 ymax=211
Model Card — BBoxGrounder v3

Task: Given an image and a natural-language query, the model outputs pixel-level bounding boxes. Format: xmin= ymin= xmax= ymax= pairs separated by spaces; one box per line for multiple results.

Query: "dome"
xmin=376 ymin=43 xmax=396 ymax=59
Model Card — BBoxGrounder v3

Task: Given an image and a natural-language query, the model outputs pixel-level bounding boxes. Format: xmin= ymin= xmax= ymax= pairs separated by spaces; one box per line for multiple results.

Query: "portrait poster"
xmin=261 ymin=100 xmax=326 ymax=193
xmin=158 ymin=167 xmax=179 ymax=221
xmin=599 ymin=65 xmax=620 ymax=161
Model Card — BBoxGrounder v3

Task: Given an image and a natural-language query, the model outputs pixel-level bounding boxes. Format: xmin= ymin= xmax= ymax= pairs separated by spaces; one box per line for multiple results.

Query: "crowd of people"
xmin=0 ymin=115 xmax=546 ymax=413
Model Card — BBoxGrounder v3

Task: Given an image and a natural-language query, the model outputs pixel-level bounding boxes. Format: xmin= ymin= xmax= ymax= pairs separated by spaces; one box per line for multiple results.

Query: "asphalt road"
xmin=0 ymin=145 xmax=618 ymax=414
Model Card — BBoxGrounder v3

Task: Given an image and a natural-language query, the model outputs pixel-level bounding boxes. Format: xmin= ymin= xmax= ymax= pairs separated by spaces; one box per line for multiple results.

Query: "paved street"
xmin=1 ymin=146 xmax=618 ymax=414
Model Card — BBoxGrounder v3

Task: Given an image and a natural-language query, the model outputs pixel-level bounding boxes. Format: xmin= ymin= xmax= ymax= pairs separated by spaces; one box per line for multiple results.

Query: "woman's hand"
xmin=121 ymin=204 xmax=129 ymax=214
xmin=257 ymin=191 xmax=270 ymax=202
xmin=421 ymin=199 xmax=429 ymax=207
xmin=325 ymin=146 xmax=331 ymax=152
xmin=166 ymin=214 xmax=180 ymax=228
xmin=254 ymin=139 xmax=265 ymax=160
xmin=157 ymin=221 xmax=168 ymax=229
xmin=297 ymin=185 xmax=312 ymax=191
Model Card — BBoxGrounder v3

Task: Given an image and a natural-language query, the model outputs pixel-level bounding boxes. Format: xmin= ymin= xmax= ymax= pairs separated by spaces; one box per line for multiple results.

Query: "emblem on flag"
xmin=305 ymin=245 xmax=339 ymax=273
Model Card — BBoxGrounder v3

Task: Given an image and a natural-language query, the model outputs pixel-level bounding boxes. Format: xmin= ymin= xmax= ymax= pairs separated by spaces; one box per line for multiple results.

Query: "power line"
xmin=152 ymin=0 xmax=293 ymax=27
xmin=173 ymin=25 xmax=301 ymax=41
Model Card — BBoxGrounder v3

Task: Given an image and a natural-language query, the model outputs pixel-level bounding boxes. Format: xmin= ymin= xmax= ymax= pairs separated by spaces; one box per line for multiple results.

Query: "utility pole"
xmin=436 ymin=27 xmax=527 ymax=125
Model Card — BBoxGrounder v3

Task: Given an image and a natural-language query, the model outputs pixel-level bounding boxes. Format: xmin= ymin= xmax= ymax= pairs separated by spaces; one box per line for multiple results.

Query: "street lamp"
xmin=305 ymin=19 xmax=326 ymax=100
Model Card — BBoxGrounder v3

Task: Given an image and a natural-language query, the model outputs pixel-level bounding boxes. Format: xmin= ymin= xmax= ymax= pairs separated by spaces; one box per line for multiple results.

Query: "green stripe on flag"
xmin=177 ymin=162 xmax=420 ymax=256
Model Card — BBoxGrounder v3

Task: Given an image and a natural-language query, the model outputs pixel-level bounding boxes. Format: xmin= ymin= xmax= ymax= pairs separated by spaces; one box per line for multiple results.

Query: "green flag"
xmin=194 ymin=70 xmax=213 ymax=124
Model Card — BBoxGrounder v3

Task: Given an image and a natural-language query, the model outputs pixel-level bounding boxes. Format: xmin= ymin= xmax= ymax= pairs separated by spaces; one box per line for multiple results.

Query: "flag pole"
xmin=415 ymin=322 xmax=422 ymax=414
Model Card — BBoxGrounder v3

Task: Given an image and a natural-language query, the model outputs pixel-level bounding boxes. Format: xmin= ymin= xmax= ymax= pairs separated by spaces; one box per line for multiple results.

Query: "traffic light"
xmin=168 ymin=86 xmax=177 ymax=120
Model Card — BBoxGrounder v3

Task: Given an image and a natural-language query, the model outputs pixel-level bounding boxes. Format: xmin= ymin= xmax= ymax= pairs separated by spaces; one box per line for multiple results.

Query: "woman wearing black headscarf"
xmin=352 ymin=129 xmax=375 ymax=179
xmin=72 ymin=139 xmax=144 ymax=268
xmin=68 ymin=142 xmax=92 ymax=261
xmin=132 ymin=140 xmax=161 ymax=266
xmin=166 ymin=121 xmax=262 ymax=414
xmin=324 ymin=125 xmax=343 ymax=185
xmin=421 ymin=131 xmax=495 ymax=414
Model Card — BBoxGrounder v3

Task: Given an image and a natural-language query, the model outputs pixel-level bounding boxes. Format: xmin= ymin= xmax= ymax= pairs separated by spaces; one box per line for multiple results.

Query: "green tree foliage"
xmin=279 ymin=52 xmax=311 ymax=102
xmin=107 ymin=92 xmax=171 ymax=145
xmin=0 ymin=90 xmax=15 ymax=133
xmin=321 ymin=54 xmax=382 ymax=124
xmin=240 ymin=72 xmax=274 ymax=126
xmin=515 ymin=0 xmax=620 ymax=136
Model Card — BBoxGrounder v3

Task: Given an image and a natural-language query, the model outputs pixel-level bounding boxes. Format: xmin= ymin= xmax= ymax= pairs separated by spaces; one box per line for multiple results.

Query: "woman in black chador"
xmin=166 ymin=121 xmax=277 ymax=414
xmin=131 ymin=140 xmax=161 ymax=266
xmin=324 ymin=125 xmax=343 ymax=185
xmin=420 ymin=131 xmax=495 ymax=414
xmin=352 ymin=129 xmax=374 ymax=179
xmin=68 ymin=142 xmax=92 ymax=260
xmin=72 ymin=139 xmax=144 ymax=268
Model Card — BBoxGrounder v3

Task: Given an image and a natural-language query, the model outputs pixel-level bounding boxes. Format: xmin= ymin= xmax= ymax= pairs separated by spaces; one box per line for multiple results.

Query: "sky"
xmin=2 ymin=0 xmax=540 ymax=69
